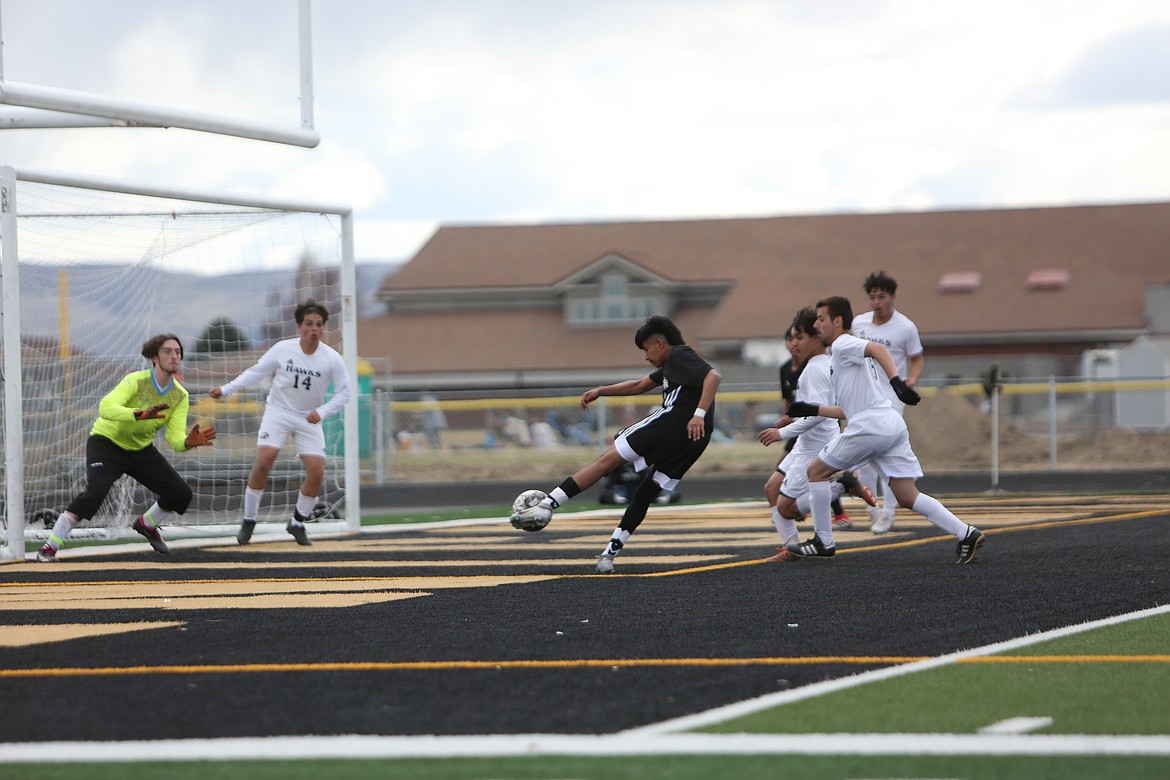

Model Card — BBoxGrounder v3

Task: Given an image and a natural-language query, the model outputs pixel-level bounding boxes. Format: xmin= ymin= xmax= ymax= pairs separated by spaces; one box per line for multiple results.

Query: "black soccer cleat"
xmin=956 ymin=527 xmax=985 ymax=564
xmin=237 ymin=519 xmax=257 ymax=545
xmin=286 ymin=520 xmax=312 ymax=546
xmin=785 ymin=534 xmax=836 ymax=559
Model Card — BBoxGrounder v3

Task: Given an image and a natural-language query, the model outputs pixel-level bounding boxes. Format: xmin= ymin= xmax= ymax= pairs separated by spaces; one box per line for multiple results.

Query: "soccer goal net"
xmin=1 ymin=166 xmax=360 ymax=555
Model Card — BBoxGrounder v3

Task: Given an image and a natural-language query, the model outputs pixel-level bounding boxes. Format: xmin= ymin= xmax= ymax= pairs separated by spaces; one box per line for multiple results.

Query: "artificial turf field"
xmin=1 ymin=493 xmax=1167 ymax=778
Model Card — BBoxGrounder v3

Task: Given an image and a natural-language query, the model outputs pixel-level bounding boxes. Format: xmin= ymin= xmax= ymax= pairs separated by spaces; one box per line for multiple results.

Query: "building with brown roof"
xmin=361 ymin=203 xmax=1170 ymax=390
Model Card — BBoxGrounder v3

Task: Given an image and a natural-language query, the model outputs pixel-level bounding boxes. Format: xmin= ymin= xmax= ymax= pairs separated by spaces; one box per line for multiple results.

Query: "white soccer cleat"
xmin=595 ymin=554 xmax=615 ymax=574
xmin=510 ymin=489 xmax=554 ymax=532
xmin=870 ymin=507 xmax=896 ymax=535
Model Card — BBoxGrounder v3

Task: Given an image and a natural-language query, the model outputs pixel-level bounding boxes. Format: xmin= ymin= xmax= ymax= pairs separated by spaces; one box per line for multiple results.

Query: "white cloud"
xmin=5 ymin=0 xmax=1170 ymax=262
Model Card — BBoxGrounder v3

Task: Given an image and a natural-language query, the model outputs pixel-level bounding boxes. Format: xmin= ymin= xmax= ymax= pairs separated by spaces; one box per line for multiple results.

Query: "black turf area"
xmin=1 ymin=500 xmax=1166 ymax=742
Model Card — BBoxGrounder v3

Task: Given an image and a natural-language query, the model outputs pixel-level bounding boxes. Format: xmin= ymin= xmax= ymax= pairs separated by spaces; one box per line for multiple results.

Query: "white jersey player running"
xmin=209 ymin=300 xmax=351 ymax=546
xmin=852 ymin=270 xmax=924 ymax=533
xmin=758 ymin=307 xmax=874 ymax=561
xmin=784 ymin=295 xmax=984 ymax=565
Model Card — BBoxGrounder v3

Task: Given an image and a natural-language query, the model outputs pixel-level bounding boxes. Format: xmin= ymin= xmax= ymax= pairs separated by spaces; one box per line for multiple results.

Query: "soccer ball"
xmin=510 ymin=488 xmax=553 ymax=532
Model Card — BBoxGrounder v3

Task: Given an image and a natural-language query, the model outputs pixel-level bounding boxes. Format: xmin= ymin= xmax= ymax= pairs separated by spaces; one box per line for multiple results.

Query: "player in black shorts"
xmin=530 ymin=315 xmax=721 ymax=573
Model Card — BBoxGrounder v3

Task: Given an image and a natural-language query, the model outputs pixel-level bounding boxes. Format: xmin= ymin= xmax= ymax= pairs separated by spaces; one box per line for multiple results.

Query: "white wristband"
xmin=692 ymin=408 xmax=707 ymax=419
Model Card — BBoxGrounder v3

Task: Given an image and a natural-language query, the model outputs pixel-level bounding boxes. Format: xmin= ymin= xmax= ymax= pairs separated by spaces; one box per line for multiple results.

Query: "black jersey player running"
xmin=518 ymin=315 xmax=721 ymax=573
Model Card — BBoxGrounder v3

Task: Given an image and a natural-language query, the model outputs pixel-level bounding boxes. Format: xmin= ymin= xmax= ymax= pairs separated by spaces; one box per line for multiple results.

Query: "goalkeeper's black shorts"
xmin=66 ymin=435 xmax=193 ymax=521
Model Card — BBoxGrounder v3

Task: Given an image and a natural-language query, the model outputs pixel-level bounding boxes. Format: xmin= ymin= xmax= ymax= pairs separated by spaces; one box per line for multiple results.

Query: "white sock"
xmin=47 ymin=512 xmax=78 ymax=550
xmin=912 ymin=493 xmax=968 ymax=538
xmin=544 ymin=487 xmax=569 ymax=509
xmin=141 ymin=501 xmax=174 ymax=529
xmin=795 ymin=493 xmax=810 ymax=516
xmin=809 ymin=481 xmax=834 ymax=546
xmin=295 ymin=492 xmax=317 ymax=519
xmin=243 ymin=487 xmax=263 ymax=521
xmin=602 ymin=527 xmax=631 ymax=557
xmin=797 ymin=483 xmax=844 ymax=516
xmin=771 ymin=506 xmax=799 ymax=546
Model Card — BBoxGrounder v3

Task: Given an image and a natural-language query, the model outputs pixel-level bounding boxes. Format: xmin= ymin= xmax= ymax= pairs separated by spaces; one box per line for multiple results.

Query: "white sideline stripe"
xmin=626 ymin=603 xmax=1170 ymax=735
xmin=1 ymin=733 xmax=1169 ymax=763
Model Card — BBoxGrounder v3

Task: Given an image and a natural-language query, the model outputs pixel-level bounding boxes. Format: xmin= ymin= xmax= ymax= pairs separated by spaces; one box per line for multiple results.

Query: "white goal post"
xmin=0 ymin=0 xmax=319 ymax=147
xmin=0 ymin=165 xmax=360 ymax=559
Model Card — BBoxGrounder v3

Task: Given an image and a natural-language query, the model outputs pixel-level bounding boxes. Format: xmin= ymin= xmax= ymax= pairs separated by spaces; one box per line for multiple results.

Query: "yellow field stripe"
xmin=4 ymin=653 xmax=1168 ymax=679
xmin=0 ymin=656 xmax=928 ymax=678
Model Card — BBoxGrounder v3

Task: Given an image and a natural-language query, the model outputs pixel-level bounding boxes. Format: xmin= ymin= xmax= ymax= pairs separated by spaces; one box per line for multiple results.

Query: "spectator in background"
xmin=419 ymin=393 xmax=448 ymax=449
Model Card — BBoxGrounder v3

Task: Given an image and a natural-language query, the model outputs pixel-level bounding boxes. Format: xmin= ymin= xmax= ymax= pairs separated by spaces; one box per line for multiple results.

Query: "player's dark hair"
xmin=815 ymin=295 xmax=854 ymax=330
xmin=791 ymin=306 xmax=818 ymax=338
xmin=141 ymin=333 xmax=183 ymax=362
xmin=295 ymin=299 xmax=330 ymax=325
xmin=634 ymin=315 xmax=685 ymax=349
xmin=863 ymin=270 xmax=898 ymax=296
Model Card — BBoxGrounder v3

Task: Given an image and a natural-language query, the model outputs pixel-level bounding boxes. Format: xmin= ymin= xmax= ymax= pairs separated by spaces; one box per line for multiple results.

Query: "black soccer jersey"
xmin=617 ymin=344 xmax=716 ymax=482
xmin=647 ymin=344 xmax=716 ymax=424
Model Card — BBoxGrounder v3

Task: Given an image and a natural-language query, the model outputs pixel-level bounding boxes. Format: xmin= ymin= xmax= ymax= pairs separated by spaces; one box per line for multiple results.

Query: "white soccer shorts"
xmin=255 ymin=406 xmax=327 ymax=458
xmin=778 ymin=450 xmax=814 ymax=501
xmin=818 ymin=409 xmax=923 ymax=480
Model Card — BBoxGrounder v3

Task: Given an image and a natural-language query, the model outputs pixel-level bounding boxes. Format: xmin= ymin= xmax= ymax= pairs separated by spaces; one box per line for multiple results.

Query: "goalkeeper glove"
xmin=134 ymin=403 xmax=170 ymax=420
xmin=185 ymin=423 xmax=217 ymax=449
xmin=890 ymin=376 xmax=921 ymax=405
xmin=786 ymin=401 xmax=821 ymax=417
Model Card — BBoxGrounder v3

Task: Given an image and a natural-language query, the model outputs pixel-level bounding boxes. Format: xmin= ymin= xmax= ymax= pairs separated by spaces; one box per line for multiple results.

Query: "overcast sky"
xmin=4 ymin=0 xmax=1170 ymax=262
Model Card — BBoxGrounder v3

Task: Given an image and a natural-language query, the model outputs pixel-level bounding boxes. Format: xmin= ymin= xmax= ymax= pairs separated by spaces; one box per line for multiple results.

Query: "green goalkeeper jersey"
xmin=90 ymin=369 xmax=192 ymax=453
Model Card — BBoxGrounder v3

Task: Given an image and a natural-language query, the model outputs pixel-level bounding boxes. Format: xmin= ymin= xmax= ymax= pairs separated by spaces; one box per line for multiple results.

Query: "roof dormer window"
xmin=937 ymin=271 xmax=981 ymax=293
xmin=1026 ymin=268 xmax=1071 ymax=290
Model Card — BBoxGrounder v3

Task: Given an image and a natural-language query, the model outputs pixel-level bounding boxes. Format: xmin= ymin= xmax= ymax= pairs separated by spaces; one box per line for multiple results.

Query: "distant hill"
xmin=17 ymin=261 xmax=401 ymax=357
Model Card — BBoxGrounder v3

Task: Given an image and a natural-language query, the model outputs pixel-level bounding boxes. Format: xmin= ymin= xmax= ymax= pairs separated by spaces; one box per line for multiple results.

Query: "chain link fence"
xmin=358 ymin=378 xmax=1170 ymax=485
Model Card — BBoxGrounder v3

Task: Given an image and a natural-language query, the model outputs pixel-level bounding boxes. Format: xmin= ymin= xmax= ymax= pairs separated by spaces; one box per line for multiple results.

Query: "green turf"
xmin=701 ymin=661 xmax=1169 ymax=734
xmin=700 ymin=613 xmax=1170 ymax=735
xmin=1010 ymin=612 xmax=1170 ymax=656
xmin=4 ymin=755 xmax=1169 ymax=780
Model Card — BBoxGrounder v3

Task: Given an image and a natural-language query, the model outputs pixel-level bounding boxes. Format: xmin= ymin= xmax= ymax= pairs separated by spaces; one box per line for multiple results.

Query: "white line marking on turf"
xmin=625 ymin=602 xmax=1170 ymax=735
xmin=1 ymin=733 xmax=1169 ymax=763
xmin=979 ymin=717 xmax=1054 ymax=735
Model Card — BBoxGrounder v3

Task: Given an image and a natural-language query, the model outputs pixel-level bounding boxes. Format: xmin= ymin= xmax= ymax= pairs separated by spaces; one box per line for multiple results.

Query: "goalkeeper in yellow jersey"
xmin=36 ymin=334 xmax=216 ymax=562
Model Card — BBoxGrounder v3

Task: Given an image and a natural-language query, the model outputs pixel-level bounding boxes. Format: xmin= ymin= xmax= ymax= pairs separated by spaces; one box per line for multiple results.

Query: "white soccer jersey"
xmin=828 ymin=333 xmax=892 ymax=421
xmin=852 ymin=309 xmax=922 ymax=409
xmin=220 ymin=338 xmax=351 ymax=418
xmin=780 ymin=353 xmax=838 ymax=457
